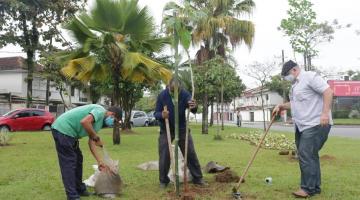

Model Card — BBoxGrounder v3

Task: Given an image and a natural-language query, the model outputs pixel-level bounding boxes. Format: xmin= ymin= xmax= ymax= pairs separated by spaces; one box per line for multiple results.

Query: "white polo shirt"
xmin=289 ymin=70 xmax=333 ymax=132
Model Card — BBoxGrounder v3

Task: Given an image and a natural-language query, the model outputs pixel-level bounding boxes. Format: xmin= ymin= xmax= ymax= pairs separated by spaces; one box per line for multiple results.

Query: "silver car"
xmin=130 ymin=111 xmax=150 ymax=127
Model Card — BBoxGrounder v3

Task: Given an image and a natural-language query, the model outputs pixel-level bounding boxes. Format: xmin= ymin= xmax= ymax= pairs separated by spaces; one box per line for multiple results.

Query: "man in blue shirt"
xmin=154 ymin=78 xmax=204 ymax=188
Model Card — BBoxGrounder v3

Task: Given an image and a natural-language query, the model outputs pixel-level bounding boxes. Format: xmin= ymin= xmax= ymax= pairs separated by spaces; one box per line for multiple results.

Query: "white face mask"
xmin=284 ymin=74 xmax=296 ymax=82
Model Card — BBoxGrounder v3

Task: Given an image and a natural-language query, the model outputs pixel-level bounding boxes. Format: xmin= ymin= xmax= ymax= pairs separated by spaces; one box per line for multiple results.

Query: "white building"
xmin=235 ymin=86 xmax=284 ymax=122
xmin=0 ymin=56 xmax=90 ymax=115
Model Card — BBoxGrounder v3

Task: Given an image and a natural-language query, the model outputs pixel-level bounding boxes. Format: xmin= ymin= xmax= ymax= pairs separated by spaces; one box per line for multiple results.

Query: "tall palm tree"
xmin=59 ymin=0 xmax=172 ymax=144
xmin=192 ymin=0 xmax=255 ymax=134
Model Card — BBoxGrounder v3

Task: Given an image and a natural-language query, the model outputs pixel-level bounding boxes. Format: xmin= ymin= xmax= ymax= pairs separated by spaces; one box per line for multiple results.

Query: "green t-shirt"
xmin=52 ymin=104 xmax=106 ymax=139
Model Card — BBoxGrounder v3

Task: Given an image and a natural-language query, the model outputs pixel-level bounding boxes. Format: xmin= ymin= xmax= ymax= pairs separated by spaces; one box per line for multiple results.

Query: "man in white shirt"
xmin=273 ymin=60 xmax=333 ymax=198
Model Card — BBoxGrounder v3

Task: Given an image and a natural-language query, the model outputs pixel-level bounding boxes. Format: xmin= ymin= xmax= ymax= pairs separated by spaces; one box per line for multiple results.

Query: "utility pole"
xmin=282 ymin=50 xmax=287 ymax=123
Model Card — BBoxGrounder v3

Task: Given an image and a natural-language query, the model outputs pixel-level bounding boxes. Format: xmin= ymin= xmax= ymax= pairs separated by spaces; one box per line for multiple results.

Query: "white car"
xmin=130 ymin=111 xmax=150 ymax=127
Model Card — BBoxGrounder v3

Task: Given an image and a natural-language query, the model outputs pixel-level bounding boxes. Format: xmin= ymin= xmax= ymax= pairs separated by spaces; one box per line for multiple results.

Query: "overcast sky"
xmin=1 ymin=0 xmax=359 ymax=87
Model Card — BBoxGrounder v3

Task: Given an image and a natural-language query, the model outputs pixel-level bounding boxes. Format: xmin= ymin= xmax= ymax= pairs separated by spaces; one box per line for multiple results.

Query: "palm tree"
xmin=192 ymin=0 xmax=256 ymax=134
xmin=59 ymin=0 xmax=172 ymax=144
xmin=163 ymin=0 xmax=255 ymax=134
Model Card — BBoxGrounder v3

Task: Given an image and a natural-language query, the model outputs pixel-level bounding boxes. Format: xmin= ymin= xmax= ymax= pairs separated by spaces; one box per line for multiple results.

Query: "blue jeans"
xmin=295 ymin=125 xmax=331 ymax=195
xmin=52 ymin=129 xmax=86 ymax=200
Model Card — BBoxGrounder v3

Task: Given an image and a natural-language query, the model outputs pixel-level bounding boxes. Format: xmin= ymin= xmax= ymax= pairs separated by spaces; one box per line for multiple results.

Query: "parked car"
xmin=147 ymin=111 xmax=159 ymax=126
xmin=0 ymin=108 xmax=55 ymax=131
xmin=128 ymin=110 xmax=150 ymax=127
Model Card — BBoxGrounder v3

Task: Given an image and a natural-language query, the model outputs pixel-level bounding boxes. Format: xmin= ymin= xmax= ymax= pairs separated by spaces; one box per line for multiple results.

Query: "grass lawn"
xmin=1 ymin=125 xmax=359 ymax=200
xmin=333 ymin=118 xmax=360 ymax=125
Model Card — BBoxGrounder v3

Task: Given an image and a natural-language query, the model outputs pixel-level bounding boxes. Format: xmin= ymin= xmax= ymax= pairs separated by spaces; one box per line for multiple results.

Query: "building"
xmin=235 ymin=87 xmax=284 ymax=122
xmin=328 ymin=80 xmax=360 ymax=117
xmin=0 ymin=56 xmax=90 ymax=115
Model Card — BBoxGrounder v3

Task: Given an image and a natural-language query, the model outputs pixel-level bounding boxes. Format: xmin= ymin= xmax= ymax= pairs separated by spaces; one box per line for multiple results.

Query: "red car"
xmin=0 ymin=108 xmax=55 ymax=132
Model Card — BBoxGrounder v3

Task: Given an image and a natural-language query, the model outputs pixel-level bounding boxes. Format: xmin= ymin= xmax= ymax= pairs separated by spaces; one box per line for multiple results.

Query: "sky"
xmin=1 ymin=0 xmax=360 ymax=87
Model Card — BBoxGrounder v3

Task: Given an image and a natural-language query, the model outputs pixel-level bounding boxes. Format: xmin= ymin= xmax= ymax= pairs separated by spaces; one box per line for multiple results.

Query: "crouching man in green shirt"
xmin=51 ymin=104 xmax=122 ymax=200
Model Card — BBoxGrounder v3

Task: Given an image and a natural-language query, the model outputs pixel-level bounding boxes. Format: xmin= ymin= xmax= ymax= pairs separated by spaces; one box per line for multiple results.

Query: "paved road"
xmin=225 ymin=121 xmax=360 ymax=139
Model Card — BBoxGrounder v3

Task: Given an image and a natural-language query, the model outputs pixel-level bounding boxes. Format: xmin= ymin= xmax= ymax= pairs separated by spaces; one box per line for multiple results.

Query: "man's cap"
xmin=107 ymin=106 xmax=122 ymax=119
xmin=281 ymin=60 xmax=298 ymax=76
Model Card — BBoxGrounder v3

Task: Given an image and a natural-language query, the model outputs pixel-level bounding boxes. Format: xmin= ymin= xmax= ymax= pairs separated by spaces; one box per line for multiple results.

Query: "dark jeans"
xmin=52 ymin=129 xmax=86 ymax=200
xmin=295 ymin=125 xmax=331 ymax=195
xmin=158 ymin=129 xmax=203 ymax=184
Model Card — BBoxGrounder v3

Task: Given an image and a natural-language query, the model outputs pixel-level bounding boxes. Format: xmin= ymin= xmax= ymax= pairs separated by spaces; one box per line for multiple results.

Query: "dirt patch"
xmin=167 ymin=186 xmax=213 ymax=200
xmin=215 ymin=169 xmax=242 ymax=183
xmin=320 ymin=154 xmax=336 ymax=160
xmin=181 ymin=191 xmax=196 ymax=200
xmin=166 ymin=182 xmax=230 ymax=200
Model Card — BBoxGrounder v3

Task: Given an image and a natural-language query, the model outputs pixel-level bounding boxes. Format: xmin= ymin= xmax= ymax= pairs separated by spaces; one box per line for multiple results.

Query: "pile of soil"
xmin=279 ymin=150 xmax=296 ymax=155
xmin=215 ymin=169 xmax=241 ymax=183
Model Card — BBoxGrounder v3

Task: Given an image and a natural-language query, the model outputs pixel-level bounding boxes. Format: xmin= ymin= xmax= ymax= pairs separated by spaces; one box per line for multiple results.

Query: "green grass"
xmin=334 ymin=118 xmax=360 ymax=125
xmin=0 ymin=125 xmax=359 ymax=200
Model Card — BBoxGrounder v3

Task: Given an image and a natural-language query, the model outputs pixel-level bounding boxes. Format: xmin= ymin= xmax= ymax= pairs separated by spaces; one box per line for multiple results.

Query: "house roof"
xmin=0 ymin=56 xmax=42 ymax=71
xmin=242 ymin=86 xmax=270 ymax=97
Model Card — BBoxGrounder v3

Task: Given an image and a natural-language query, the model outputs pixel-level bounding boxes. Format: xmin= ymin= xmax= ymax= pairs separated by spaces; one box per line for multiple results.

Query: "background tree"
xmin=246 ymin=61 xmax=275 ymax=130
xmin=279 ymin=0 xmax=349 ymax=71
xmin=347 ymin=70 xmax=360 ymax=81
xmin=0 ymin=0 xmax=85 ymax=107
xmin=266 ymin=75 xmax=291 ymax=101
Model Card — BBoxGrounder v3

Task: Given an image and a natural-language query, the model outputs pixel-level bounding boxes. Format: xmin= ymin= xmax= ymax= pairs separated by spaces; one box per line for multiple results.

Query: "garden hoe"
xmin=232 ymin=114 xmax=276 ymax=200
xmin=164 ymin=106 xmax=177 ymax=191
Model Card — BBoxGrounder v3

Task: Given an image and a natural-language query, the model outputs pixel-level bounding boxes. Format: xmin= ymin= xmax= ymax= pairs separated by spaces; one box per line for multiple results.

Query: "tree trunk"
xmin=113 ymin=65 xmax=121 ymax=145
xmin=303 ymin=52 xmax=307 ymax=71
xmin=210 ymin=102 xmax=214 ymax=127
xmin=260 ymin=86 xmax=266 ymax=131
xmin=45 ymin=78 xmax=50 ymax=105
xmin=307 ymin=55 xmax=312 ymax=71
xmin=59 ymin=86 xmax=69 ymax=110
xmin=201 ymin=93 xmax=208 ymax=134
xmin=26 ymin=50 xmax=34 ymax=108
xmin=221 ymin=81 xmax=224 ymax=130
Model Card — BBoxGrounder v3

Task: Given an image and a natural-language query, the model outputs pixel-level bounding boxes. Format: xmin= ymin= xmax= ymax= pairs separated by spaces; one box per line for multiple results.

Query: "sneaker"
xmin=292 ymin=189 xmax=310 ymax=198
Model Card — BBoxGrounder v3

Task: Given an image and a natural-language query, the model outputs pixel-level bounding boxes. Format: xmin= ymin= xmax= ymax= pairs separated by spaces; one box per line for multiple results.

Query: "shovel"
xmin=232 ymin=114 xmax=276 ymax=199
xmin=164 ymin=106 xmax=176 ymax=191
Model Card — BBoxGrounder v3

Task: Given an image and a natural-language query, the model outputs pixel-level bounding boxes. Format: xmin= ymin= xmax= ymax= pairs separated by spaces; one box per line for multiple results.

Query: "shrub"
xmin=349 ymin=110 xmax=360 ymax=119
xmin=333 ymin=110 xmax=350 ymax=119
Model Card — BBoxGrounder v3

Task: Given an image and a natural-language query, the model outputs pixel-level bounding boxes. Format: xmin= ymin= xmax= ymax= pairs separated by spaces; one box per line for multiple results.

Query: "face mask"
xmin=104 ymin=116 xmax=114 ymax=127
xmin=284 ymin=74 xmax=295 ymax=82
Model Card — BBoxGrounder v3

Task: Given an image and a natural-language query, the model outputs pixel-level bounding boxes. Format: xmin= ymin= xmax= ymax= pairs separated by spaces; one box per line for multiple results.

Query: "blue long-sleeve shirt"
xmin=154 ymin=88 xmax=197 ymax=134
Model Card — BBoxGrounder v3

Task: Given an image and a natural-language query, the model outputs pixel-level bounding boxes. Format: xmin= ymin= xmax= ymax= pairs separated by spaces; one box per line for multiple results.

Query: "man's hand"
xmin=320 ymin=112 xmax=330 ymax=127
xmin=162 ymin=109 xmax=169 ymax=119
xmin=188 ymin=100 xmax=197 ymax=109
xmin=98 ymin=162 xmax=110 ymax=172
xmin=272 ymin=104 xmax=282 ymax=116
xmin=91 ymin=136 xmax=103 ymax=148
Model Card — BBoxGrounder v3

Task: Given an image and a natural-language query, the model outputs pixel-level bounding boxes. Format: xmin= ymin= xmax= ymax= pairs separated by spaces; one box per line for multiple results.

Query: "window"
xmin=32 ymin=110 xmax=45 ymax=116
xmin=139 ymin=112 xmax=146 ymax=117
xmin=71 ymin=86 xmax=75 ymax=96
xmin=16 ymin=111 xmax=32 ymax=118
xmin=133 ymin=112 xmax=141 ymax=118
xmin=266 ymin=94 xmax=269 ymax=101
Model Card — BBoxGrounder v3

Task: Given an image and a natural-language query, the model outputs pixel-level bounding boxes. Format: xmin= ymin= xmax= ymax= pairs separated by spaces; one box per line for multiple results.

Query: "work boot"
xmin=292 ymin=189 xmax=310 ymax=198
xmin=159 ymin=182 xmax=168 ymax=189
xmin=79 ymin=190 xmax=94 ymax=197
xmin=193 ymin=179 xmax=208 ymax=187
